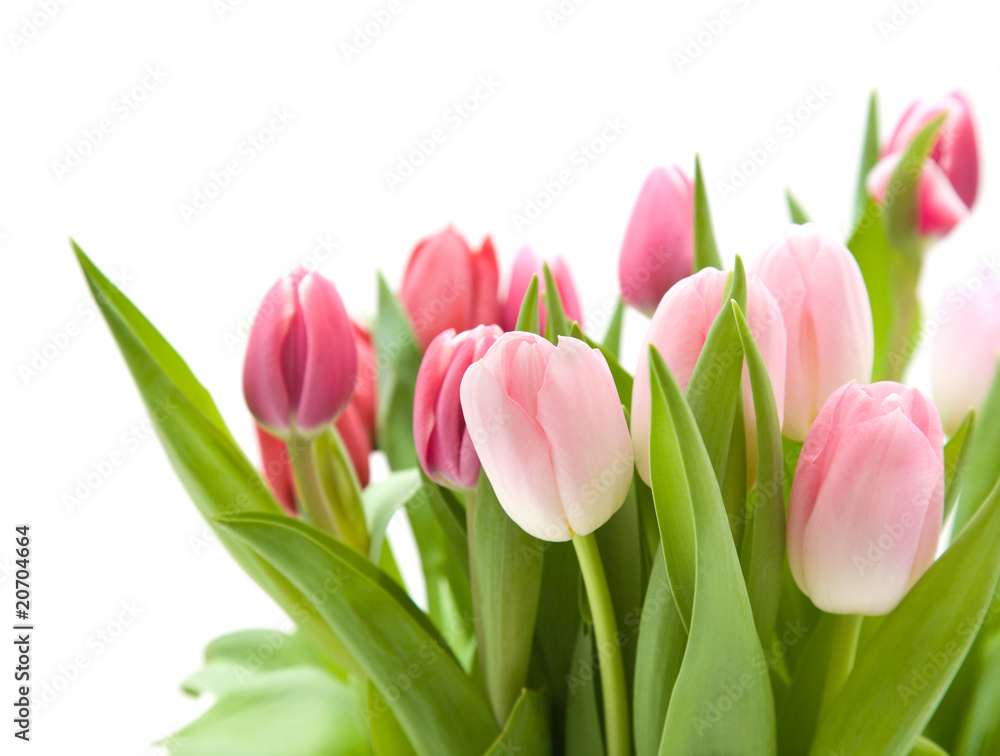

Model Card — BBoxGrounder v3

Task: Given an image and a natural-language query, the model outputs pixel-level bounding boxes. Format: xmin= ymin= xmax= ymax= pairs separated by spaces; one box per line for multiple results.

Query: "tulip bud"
xmin=255 ymin=425 xmax=296 ymax=515
xmin=243 ymin=268 xmax=357 ymax=438
xmin=752 ymin=225 xmax=874 ymax=441
xmin=787 ymin=381 xmax=944 ymax=616
xmin=618 ymin=166 xmax=694 ymax=315
xmin=460 ymin=332 xmax=633 ymax=541
xmin=350 ymin=320 xmax=377 ymax=442
xmin=414 ymin=325 xmax=503 ymax=490
xmin=866 ymin=154 xmax=969 ymax=238
xmin=630 ymin=268 xmax=787 ymax=486
xmin=500 ymin=246 xmax=583 ymax=333
xmin=884 ymin=90 xmax=979 ymax=209
xmin=400 ymin=228 xmax=500 ymax=349
xmin=932 ymin=269 xmax=1000 ymax=435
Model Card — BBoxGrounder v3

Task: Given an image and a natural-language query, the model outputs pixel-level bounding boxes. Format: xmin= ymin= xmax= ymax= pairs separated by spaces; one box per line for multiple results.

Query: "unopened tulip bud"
xmin=752 ymin=225 xmax=874 ymax=441
xmin=400 ymin=228 xmax=500 ymax=349
xmin=630 ymin=268 xmax=787 ymax=485
xmin=787 ymin=381 xmax=944 ymax=616
xmin=932 ymin=270 xmax=1000 ymax=435
xmin=618 ymin=166 xmax=694 ymax=315
xmin=414 ymin=325 xmax=503 ymax=490
xmin=500 ymin=246 xmax=583 ymax=333
xmin=243 ymin=268 xmax=357 ymax=438
xmin=460 ymin=332 xmax=633 ymax=541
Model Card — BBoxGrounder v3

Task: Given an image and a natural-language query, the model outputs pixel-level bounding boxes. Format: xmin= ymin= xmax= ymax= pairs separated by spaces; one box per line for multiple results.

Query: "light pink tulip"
xmin=618 ymin=166 xmax=694 ymax=315
xmin=630 ymin=268 xmax=787 ymax=486
xmin=500 ymin=246 xmax=583 ymax=333
xmin=884 ymin=90 xmax=979 ymax=209
xmin=752 ymin=225 xmax=874 ymax=441
xmin=932 ymin=270 xmax=1000 ymax=435
xmin=414 ymin=325 xmax=503 ymax=490
xmin=243 ymin=268 xmax=357 ymax=438
xmin=460 ymin=332 xmax=633 ymax=541
xmin=787 ymin=381 xmax=944 ymax=616
xmin=866 ymin=154 xmax=969 ymax=238
xmin=400 ymin=228 xmax=501 ymax=350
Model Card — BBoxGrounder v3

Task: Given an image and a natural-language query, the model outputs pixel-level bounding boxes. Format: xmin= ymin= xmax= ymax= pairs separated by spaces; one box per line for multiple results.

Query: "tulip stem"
xmin=288 ymin=436 xmax=341 ymax=538
xmin=572 ymin=532 xmax=630 ymax=756
xmin=819 ymin=613 xmax=863 ymax=718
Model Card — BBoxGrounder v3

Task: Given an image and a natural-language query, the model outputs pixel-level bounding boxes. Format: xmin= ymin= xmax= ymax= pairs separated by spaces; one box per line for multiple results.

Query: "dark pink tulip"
xmin=399 ymin=228 xmax=500 ymax=350
xmin=618 ymin=166 xmax=694 ymax=315
xmin=414 ymin=325 xmax=503 ymax=490
xmin=255 ymin=425 xmax=296 ymax=515
xmin=866 ymin=154 xmax=969 ymax=238
xmin=243 ymin=268 xmax=357 ymax=438
xmin=335 ymin=402 xmax=372 ymax=487
xmin=500 ymin=245 xmax=583 ymax=332
xmin=350 ymin=320 xmax=377 ymax=442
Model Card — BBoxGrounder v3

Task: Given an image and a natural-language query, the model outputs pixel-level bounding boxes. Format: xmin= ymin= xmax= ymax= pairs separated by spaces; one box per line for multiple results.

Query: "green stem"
xmin=288 ymin=435 xmax=340 ymax=537
xmin=313 ymin=428 xmax=369 ymax=554
xmin=465 ymin=488 xmax=487 ymax=695
xmin=819 ymin=613 xmax=863 ymax=718
xmin=881 ymin=248 xmax=923 ymax=383
xmin=572 ymin=532 xmax=630 ymax=756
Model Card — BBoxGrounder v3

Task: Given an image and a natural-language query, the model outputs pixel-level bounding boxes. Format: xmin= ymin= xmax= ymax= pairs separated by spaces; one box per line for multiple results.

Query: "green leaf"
xmin=375 ymin=271 xmax=422 ymax=470
xmin=368 ymin=681 xmax=419 ymax=756
xmin=569 ymin=322 xmax=633 ymax=410
xmin=472 ymin=472 xmax=545 ymax=724
xmin=693 ymin=154 xmax=723 ymax=271
xmin=217 ymin=512 xmax=499 ymax=756
xmin=785 ymin=189 xmax=811 ymax=224
xmin=954 ymin=360 xmax=1000 ymax=533
xmin=648 ymin=348 xmax=776 ymax=753
xmin=633 ymin=549 xmax=687 ymax=756
xmin=808 ymin=480 xmax=1000 ymax=756
xmin=776 ymin=612 xmax=833 ymax=756
xmin=542 ymin=262 xmax=572 ymax=341
xmin=516 ymin=274 xmax=541 ymax=334
xmin=883 ymin=114 xmax=946 ymax=252
xmin=847 ymin=199 xmax=893 ymax=382
xmin=954 ymin=635 xmax=1000 ymax=755
xmin=733 ymin=302 xmax=786 ymax=649
xmin=943 ymin=410 xmax=975 ymax=527
xmin=855 ymin=91 xmax=880 ymax=224
xmin=484 ymin=689 xmax=552 ymax=756
xmin=601 ymin=297 xmax=626 ymax=357
xmin=565 ymin=623 xmax=607 ymax=756
xmin=363 ymin=469 xmax=423 ymax=564
xmin=72 ymin=242 xmax=357 ymax=674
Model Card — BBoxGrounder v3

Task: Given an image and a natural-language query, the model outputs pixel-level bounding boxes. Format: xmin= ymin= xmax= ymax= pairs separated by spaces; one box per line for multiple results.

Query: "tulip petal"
xmin=471 ymin=237 xmax=501 ymax=329
xmin=414 ymin=330 xmax=457 ymax=480
xmin=242 ymin=276 xmax=297 ymax=434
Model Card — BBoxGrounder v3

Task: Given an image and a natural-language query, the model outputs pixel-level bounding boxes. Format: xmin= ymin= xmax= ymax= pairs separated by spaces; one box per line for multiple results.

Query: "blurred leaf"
xmin=374 ymin=271 xmax=422 ymax=470
xmin=543 ymin=262 xmax=572 ymax=341
xmin=564 ymin=623 xmax=606 ymax=756
xmin=884 ymin=114 xmax=946 ymax=252
xmin=855 ymin=91 xmax=880 ymax=224
xmin=484 ymin=689 xmax=552 ymax=756
xmin=693 ymin=155 xmax=723 ymax=271
xmin=516 ymin=274 xmax=541 ymax=334
xmin=785 ymin=189 xmax=811 ymax=224
xmin=648 ymin=348 xmax=776 ymax=753
xmin=217 ymin=512 xmax=499 ymax=756
xmin=601 ymin=297 xmax=626 ymax=357
xmin=955 ymin=360 xmax=1000 ymax=533
xmin=363 ymin=469 xmax=423 ymax=563
xmin=847 ymin=199 xmax=893 ymax=382
xmin=368 ymin=682 xmax=419 ymax=756
xmin=943 ymin=411 xmax=975 ymax=527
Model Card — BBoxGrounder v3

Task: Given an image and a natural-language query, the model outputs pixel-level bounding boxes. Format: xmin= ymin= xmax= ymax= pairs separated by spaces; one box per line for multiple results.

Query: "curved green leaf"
xmin=565 ymin=623 xmax=606 ymax=756
xmin=363 ymin=469 xmax=423 ymax=563
xmin=855 ymin=91 xmax=880 ymax=224
xmin=693 ymin=155 xmax=722 ymax=271
xmin=955 ymin=360 xmax=1000 ymax=533
xmin=785 ymin=189 xmax=811 ymax=224
xmin=542 ymin=261 xmax=571 ymax=341
xmin=516 ymin=274 xmax=541 ymax=334
xmin=943 ymin=410 xmax=975 ymax=527
xmin=601 ymin=297 xmax=626 ymax=357
xmin=485 ymin=689 xmax=552 ymax=756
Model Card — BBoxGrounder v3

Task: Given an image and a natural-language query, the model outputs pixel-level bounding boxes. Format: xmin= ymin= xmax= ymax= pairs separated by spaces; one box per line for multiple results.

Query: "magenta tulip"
xmin=400 ymin=228 xmax=500 ymax=350
xmin=866 ymin=154 xmax=969 ymax=238
xmin=460 ymin=332 xmax=633 ymax=541
xmin=630 ymin=268 xmax=787 ymax=486
xmin=500 ymin=246 xmax=583 ymax=333
xmin=932 ymin=270 xmax=1000 ymax=435
xmin=618 ymin=166 xmax=694 ymax=315
xmin=243 ymin=268 xmax=357 ymax=438
xmin=414 ymin=325 xmax=503 ymax=490
xmin=752 ymin=225 xmax=874 ymax=441
xmin=787 ymin=381 xmax=944 ymax=616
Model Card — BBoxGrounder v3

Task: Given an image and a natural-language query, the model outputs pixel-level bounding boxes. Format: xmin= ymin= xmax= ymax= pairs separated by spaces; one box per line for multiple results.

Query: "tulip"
xmin=243 ymin=268 xmax=357 ymax=438
xmin=255 ymin=425 xmax=296 ymax=515
xmin=460 ymin=332 xmax=633 ymax=541
xmin=350 ymin=321 xmax=377 ymax=442
xmin=414 ymin=325 xmax=503 ymax=490
xmin=630 ymin=267 xmax=787 ymax=486
xmin=866 ymin=154 xmax=969 ymax=238
xmin=884 ymin=90 xmax=979 ymax=209
xmin=400 ymin=228 xmax=500 ymax=349
xmin=752 ymin=224 xmax=874 ymax=441
xmin=618 ymin=166 xmax=694 ymax=315
xmin=500 ymin=246 xmax=583 ymax=333
xmin=932 ymin=270 xmax=1000 ymax=435
xmin=336 ymin=404 xmax=372 ymax=487
xmin=787 ymin=381 xmax=944 ymax=616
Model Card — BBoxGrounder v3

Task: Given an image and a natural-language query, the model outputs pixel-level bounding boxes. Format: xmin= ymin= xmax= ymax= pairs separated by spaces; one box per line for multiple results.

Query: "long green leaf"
xmin=565 ymin=623 xmax=607 ymax=756
xmin=542 ymin=261 xmax=572 ymax=341
xmin=516 ymin=274 xmax=541 ymax=334
xmin=601 ymin=297 xmax=626 ymax=357
xmin=847 ymin=199 xmax=893 ymax=382
xmin=775 ymin=612 xmax=833 ymax=756
xmin=943 ymin=410 xmax=975 ymax=527
xmin=954 ymin=360 xmax=1000 ymax=533
xmin=693 ymin=155 xmax=723 ymax=271
xmin=216 ymin=512 xmax=498 ymax=756
xmin=484 ymin=689 xmax=552 ymax=756
xmin=363 ymin=469 xmax=423 ymax=563
xmin=368 ymin=681 xmax=419 ymax=756
xmin=855 ymin=91 xmax=880 ymax=224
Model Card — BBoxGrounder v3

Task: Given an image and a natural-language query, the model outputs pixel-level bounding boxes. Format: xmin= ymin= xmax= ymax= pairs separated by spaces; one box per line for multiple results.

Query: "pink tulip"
xmin=752 ymin=225 xmax=874 ymax=441
xmin=884 ymin=90 xmax=979 ymax=209
xmin=932 ymin=269 xmax=1000 ymax=435
xmin=414 ymin=325 xmax=503 ymax=490
xmin=500 ymin=246 xmax=583 ymax=333
xmin=618 ymin=166 xmax=694 ymax=315
xmin=255 ymin=425 xmax=296 ymax=515
xmin=350 ymin=321 xmax=377 ymax=442
xmin=787 ymin=381 xmax=944 ymax=616
xmin=460 ymin=332 xmax=633 ymax=541
xmin=400 ymin=228 xmax=500 ymax=350
xmin=243 ymin=268 xmax=357 ymax=438
xmin=866 ymin=154 xmax=969 ymax=238
xmin=335 ymin=403 xmax=372 ymax=487
xmin=630 ymin=268 xmax=787 ymax=486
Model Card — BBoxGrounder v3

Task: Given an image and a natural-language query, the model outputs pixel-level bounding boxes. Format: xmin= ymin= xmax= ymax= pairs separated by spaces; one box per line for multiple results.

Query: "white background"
xmin=2 ymin=0 xmax=998 ymax=751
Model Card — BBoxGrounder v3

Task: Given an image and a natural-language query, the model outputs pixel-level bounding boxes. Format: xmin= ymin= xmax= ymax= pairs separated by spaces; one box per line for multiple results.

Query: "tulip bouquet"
xmin=74 ymin=89 xmax=1000 ymax=756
